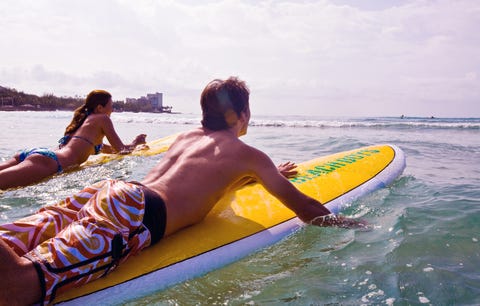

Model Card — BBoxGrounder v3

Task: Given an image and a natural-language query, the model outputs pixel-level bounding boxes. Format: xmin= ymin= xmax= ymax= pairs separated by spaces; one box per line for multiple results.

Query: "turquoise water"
xmin=1 ymin=111 xmax=479 ymax=305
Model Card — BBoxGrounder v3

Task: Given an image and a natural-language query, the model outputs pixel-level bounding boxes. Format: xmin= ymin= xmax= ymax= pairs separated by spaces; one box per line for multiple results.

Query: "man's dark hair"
xmin=201 ymin=77 xmax=250 ymax=130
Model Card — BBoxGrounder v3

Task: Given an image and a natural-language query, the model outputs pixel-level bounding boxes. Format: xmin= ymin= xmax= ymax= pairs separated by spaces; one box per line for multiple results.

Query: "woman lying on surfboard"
xmin=0 ymin=89 xmax=147 ymax=190
xmin=0 ymin=77 xmax=366 ymax=305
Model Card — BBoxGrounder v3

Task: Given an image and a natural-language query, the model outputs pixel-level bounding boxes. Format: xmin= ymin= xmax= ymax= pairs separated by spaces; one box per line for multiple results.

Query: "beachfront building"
xmin=147 ymin=92 xmax=163 ymax=109
xmin=125 ymin=92 xmax=172 ymax=113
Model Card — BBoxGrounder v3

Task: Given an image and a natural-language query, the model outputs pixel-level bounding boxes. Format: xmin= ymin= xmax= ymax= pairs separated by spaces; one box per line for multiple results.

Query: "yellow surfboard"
xmin=55 ymin=144 xmax=406 ymax=305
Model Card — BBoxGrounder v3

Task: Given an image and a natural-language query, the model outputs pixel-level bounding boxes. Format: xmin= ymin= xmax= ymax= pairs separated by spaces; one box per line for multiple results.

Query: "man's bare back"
xmin=142 ymin=126 xmax=259 ymax=236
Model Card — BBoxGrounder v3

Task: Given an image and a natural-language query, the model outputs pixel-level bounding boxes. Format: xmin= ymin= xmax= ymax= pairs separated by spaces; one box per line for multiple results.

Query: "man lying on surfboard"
xmin=0 ymin=77 xmax=366 ymax=305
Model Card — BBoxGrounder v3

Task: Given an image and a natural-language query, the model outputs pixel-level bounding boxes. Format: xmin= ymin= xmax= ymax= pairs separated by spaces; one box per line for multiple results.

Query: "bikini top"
xmin=58 ymin=135 xmax=103 ymax=155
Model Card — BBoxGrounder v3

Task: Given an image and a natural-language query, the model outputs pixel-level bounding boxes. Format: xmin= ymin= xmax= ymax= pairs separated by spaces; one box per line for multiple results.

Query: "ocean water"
xmin=0 ymin=111 xmax=479 ymax=305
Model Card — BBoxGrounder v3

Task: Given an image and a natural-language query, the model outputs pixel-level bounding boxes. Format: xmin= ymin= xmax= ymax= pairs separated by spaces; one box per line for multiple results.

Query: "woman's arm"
xmin=101 ymin=116 xmax=146 ymax=153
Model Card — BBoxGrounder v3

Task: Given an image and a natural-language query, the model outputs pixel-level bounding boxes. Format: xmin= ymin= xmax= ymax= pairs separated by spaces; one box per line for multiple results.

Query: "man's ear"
xmin=225 ymin=109 xmax=238 ymax=127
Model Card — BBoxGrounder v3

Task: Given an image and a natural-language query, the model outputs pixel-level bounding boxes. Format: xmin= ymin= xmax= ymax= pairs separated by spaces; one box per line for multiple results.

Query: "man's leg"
xmin=0 ymin=238 xmax=41 ymax=305
xmin=25 ymin=180 xmax=152 ymax=304
xmin=0 ymin=180 xmax=109 ymax=255
xmin=0 ymin=181 xmax=111 ymax=305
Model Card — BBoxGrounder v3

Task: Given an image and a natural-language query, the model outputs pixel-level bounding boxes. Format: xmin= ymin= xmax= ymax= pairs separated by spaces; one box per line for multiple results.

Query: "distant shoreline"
xmin=0 ymin=105 xmax=181 ymax=114
xmin=0 ymin=105 xmax=68 ymax=112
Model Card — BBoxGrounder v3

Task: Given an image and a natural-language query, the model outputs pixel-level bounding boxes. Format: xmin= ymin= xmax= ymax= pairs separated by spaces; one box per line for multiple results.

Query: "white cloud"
xmin=0 ymin=0 xmax=479 ymax=117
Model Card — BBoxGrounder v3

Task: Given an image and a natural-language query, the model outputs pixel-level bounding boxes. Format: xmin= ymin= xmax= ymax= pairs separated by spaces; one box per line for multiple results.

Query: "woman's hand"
xmin=133 ymin=134 xmax=147 ymax=146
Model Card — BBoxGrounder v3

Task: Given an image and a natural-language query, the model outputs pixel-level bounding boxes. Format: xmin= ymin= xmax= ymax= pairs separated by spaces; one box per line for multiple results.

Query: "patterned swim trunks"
xmin=0 ymin=180 xmax=156 ymax=304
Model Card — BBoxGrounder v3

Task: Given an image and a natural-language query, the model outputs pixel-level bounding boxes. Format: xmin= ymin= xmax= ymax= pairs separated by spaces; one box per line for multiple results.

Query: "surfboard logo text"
xmin=290 ymin=149 xmax=381 ymax=184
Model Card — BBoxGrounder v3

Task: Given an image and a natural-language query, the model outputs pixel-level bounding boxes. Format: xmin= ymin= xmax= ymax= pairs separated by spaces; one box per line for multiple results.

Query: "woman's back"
xmin=56 ymin=114 xmax=109 ymax=168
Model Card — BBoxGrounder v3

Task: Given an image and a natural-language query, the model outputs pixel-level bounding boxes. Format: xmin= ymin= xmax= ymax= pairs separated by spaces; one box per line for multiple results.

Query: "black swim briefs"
xmin=130 ymin=182 xmax=167 ymax=245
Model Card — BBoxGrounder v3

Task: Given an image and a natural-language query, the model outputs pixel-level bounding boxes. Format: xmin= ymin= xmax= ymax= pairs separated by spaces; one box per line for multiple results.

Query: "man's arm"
xmin=248 ymin=147 xmax=367 ymax=228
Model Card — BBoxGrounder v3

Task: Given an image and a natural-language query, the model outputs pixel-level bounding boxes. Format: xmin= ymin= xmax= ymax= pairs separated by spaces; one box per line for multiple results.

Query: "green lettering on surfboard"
xmin=289 ymin=149 xmax=381 ymax=184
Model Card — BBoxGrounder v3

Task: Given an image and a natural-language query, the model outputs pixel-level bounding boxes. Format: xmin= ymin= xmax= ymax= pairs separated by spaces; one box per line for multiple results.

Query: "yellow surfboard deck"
xmin=55 ymin=144 xmax=405 ymax=304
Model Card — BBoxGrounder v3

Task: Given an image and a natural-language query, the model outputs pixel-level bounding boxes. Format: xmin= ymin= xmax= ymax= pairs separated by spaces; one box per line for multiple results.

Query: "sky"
xmin=1 ymin=0 xmax=479 ymax=117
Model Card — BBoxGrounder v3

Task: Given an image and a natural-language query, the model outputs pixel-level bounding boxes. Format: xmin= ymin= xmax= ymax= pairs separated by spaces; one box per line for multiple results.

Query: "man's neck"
xmin=201 ymin=126 xmax=240 ymax=138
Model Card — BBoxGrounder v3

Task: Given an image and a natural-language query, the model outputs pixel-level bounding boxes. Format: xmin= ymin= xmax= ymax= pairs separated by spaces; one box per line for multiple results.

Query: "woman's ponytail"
xmin=63 ymin=90 xmax=112 ymax=135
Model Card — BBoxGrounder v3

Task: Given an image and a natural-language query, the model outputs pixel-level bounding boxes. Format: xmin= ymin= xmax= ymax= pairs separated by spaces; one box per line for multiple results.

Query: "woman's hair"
xmin=200 ymin=77 xmax=250 ymax=130
xmin=64 ymin=90 xmax=112 ymax=135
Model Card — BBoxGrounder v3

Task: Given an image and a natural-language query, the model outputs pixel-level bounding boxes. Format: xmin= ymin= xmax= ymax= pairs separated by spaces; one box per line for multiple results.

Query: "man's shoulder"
xmin=179 ymin=128 xmax=239 ymax=142
xmin=177 ymin=127 xmax=259 ymax=146
xmin=174 ymin=128 xmax=205 ymax=142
